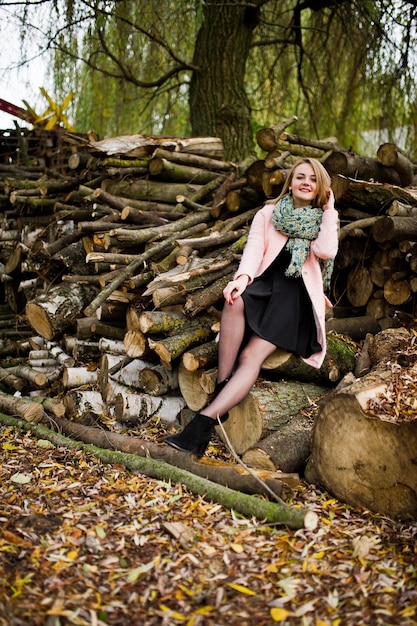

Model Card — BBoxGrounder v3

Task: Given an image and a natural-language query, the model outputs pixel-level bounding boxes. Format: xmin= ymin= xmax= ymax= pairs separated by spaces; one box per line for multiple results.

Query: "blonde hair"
xmin=277 ymin=157 xmax=331 ymax=207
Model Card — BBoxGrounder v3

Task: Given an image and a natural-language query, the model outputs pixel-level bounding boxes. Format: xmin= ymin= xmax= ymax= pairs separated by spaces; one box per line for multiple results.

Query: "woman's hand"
xmin=323 ymin=188 xmax=335 ymax=211
xmin=223 ymin=274 xmax=250 ymax=305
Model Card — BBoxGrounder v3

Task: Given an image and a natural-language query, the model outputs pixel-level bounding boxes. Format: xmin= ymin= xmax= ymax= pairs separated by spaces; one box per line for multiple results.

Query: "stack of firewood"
xmin=1 ymin=119 xmax=417 ymax=475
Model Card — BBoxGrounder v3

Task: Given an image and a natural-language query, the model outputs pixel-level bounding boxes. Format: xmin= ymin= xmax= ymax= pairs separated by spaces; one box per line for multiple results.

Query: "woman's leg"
xmin=165 ymin=333 xmax=277 ymax=456
xmin=202 ymin=334 xmax=277 ymax=419
xmin=216 ymin=296 xmax=246 ymax=384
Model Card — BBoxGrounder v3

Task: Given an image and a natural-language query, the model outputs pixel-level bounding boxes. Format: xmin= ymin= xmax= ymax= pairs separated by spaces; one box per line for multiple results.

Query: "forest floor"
xmin=0 ymin=419 xmax=416 ymax=626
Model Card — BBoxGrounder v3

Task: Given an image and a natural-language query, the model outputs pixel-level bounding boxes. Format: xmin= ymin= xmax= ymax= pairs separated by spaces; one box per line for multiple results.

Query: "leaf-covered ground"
xmin=0 ymin=423 xmax=416 ymax=626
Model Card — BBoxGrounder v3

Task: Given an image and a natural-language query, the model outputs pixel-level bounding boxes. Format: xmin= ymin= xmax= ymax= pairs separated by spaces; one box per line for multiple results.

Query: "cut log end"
xmin=310 ymin=391 xmax=417 ymax=520
xmin=303 ymin=510 xmax=319 ymax=531
xmin=25 ymin=303 xmax=54 ymax=341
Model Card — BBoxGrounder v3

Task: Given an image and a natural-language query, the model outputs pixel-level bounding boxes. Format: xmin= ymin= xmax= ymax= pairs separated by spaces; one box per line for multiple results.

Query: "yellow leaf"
xmin=2 ymin=443 xmax=18 ymax=451
xmin=265 ymin=563 xmax=279 ymax=573
xmin=230 ymin=543 xmax=244 ymax=553
xmin=178 ymin=584 xmax=194 ymax=597
xmin=195 ymin=605 xmax=215 ymax=615
xmin=313 ymin=551 xmax=326 ymax=559
xmin=66 ymin=550 xmax=78 ymax=561
xmin=270 ymin=607 xmax=290 ymax=621
xmin=227 ymin=583 xmax=256 ymax=596
xmin=159 ymin=604 xmax=185 ymax=620
xmin=400 ymin=607 xmax=416 ymax=617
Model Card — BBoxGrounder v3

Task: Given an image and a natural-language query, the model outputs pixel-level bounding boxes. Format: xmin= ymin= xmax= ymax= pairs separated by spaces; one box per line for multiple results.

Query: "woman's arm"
xmin=233 ymin=207 xmax=269 ymax=281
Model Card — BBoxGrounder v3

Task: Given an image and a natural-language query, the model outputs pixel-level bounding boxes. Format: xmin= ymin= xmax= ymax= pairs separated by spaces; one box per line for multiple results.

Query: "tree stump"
xmin=307 ymin=360 xmax=417 ymax=519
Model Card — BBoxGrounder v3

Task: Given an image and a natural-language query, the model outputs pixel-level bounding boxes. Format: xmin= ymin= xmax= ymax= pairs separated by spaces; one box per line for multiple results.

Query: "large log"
xmin=307 ymin=389 xmax=417 ymax=520
xmin=324 ymin=150 xmax=401 ymax=185
xmin=213 ymin=379 xmax=329 ymax=455
xmin=0 ymin=389 xmax=44 ymax=423
xmin=307 ymin=331 xmax=417 ymax=519
xmin=103 ymin=178 xmax=203 ymax=203
xmin=114 ymin=390 xmax=185 ymax=424
xmin=332 ymin=175 xmax=417 ymax=212
xmin=149 ymin=157 xmax=226 ymax=184
xmin=325 ymin=316 xmax=381 ymax=340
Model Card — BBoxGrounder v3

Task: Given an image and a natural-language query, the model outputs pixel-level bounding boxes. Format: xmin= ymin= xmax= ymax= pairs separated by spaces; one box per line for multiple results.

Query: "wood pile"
xmin=1 ymin=119 xmax=417 ymax=487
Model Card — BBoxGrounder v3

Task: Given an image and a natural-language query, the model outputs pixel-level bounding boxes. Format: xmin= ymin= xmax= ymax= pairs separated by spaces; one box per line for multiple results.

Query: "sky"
xmin=0 ymin=9 xmax=49 ymax=129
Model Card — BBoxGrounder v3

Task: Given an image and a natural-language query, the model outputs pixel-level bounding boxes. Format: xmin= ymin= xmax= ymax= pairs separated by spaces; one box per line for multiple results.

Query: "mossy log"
xmin=0 ymin=413 xmax=318 ymax=529
xmin=331 ymin=175 xmax=417 ymax=212
xmin=324 ymin=150 xmax=401 ymax=185
xmin=149 ymin=157 xmax=226 ymax=184
xmin=147 ymin=317 xmax=216 ymax=366
xmin=262 ymin=332 xmax=357 ymax=384
xmin=104 ymin=178 xmax=203 ymax=203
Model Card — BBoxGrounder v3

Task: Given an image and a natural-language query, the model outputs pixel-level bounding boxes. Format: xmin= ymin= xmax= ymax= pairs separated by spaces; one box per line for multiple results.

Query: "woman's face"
xmin=289 ymin=163 xmax=318 ymax=208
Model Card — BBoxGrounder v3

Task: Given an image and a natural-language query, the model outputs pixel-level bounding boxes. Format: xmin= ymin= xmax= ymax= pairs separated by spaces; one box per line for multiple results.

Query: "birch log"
xmin=25 ymin=282 xmax=99 ymax=340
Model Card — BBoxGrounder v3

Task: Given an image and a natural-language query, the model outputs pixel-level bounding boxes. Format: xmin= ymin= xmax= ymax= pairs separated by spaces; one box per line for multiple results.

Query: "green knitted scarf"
xmin=271 ymin=193 xmax=334 ymax=291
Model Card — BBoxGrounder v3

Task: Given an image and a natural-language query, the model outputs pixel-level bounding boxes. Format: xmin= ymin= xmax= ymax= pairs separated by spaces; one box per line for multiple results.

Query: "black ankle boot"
xmin=165 ymin=412 xmax=228 ymax=456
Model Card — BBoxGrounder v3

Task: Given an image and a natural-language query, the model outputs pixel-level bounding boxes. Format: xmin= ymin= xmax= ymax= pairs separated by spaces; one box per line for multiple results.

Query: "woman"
xmin=166 ymin=157 xmax=339 ymax=456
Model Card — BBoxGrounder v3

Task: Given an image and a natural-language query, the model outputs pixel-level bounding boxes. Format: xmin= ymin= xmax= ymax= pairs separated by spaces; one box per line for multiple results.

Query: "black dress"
xmin=241 ymin=244 xmax=321 ymax=358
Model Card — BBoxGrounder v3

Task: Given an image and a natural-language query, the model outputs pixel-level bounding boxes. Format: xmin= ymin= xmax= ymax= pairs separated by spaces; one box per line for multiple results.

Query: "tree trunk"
xmin=189 ymin=0 xmax=259 ymax=161
xmin=307 ymin=365 xmax=417 ymax=520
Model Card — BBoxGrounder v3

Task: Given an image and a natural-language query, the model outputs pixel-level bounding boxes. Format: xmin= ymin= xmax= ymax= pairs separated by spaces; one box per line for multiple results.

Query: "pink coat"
xmin=235 ymin=202 xmax=339 ymax=368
